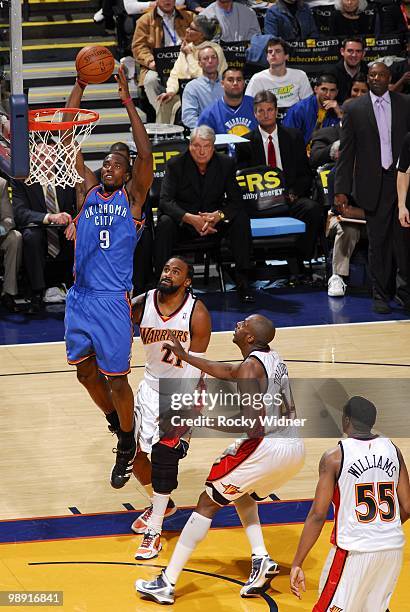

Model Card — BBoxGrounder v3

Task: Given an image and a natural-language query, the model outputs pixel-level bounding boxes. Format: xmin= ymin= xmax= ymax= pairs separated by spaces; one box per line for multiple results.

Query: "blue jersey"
xmin=198 ymin=95 xmax=257 ymax=137
xmin=74 ymin=185 xmax=144 ymax=292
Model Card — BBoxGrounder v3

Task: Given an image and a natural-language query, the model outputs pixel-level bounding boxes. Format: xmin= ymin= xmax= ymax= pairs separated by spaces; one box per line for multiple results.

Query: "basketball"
xmin=75 ymin=46 xmax=115 ymax=84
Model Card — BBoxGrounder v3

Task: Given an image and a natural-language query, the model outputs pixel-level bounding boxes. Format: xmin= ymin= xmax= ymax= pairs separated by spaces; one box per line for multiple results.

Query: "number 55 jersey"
xmin=333 ymin=436 xmax=404 ymax=552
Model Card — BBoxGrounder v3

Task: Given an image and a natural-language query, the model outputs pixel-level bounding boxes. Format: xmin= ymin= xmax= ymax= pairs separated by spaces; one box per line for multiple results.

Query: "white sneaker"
xmin=328 ymin=274 xmax=346 ymax=297
xmin=136 ymin=569 xmax=175 ymax=604
xmin=131 ymin=502 xmax=177 ymax=534
xmin=93 ymin=8 xmax=104 ymax=22
xmin=135 ymin=528 xmax=162 ymax=560
xmin=240 ymin=555 xmax=279 ymax=597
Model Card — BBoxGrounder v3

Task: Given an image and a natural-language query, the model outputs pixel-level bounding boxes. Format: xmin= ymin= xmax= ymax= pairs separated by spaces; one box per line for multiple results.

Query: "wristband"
xmin=122 ymin=97 xmax=133 ymax=106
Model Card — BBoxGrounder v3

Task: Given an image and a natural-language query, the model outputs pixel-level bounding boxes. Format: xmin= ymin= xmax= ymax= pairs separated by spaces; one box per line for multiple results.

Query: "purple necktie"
xmin=374 ymin=97 xmax=393 ymax=170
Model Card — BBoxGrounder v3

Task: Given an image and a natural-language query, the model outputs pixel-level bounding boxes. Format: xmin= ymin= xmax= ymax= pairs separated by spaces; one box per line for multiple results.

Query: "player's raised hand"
xmin=290 ymin=566 xmax=306 ymax=599
xmin=163 ymin=330 xmax=187 ymax=360
xmin=115 ymin=65 xmax=131 ymax=102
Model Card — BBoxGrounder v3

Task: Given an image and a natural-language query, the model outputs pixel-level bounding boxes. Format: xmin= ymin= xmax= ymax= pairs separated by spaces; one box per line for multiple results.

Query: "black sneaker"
xmin=110 ymin=437 xmax=136 ymax=489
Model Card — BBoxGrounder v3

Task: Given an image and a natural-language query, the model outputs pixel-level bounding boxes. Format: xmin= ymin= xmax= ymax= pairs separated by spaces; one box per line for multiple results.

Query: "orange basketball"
xmin=75 ymin=46 xmax=115 ymax=84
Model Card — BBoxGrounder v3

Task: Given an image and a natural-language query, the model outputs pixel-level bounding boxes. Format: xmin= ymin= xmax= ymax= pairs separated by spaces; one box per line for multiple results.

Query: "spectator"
xmin=310 ymin=124 xmax=341 ymax=169
xmin=390 ymin=35 xmax=410 ymax=96
xmin=125 ymin=0 xmax=186 ymax=15
xmin=329 ymin=37 xmax=368 ymax=103
xmin=310 ymin=77 xmax=367 ymax=168
xmin=155 ymin=125 xmax=254 ymax=302
xmin=264 ymin=0 xmax=318 ymax=40
xmin=330 ymin=0 xmax=374 ymax=36
xmin=11 ymin=171 xmax=75 ymax=314
xmin=0 ymin=177 xmax=22 ymax=313
xmin=283 ymin=74 xmax=341 ymax=147
xmin=156 ymin=15 xmax=227 ymax=122
xmin=325 ymin=144 xmax=366 ymax=297
xmin=181 ymin=46 xmax=224 ymax=128
xmin=245 ymin=38 xmax=312 ymax=111
xmin=349 ymin=71 xmax=368 ymax=97
xmin=131 ymin=0 xmax=193 ymax=116
xmin=198 ymin=67 xmax=257 ymax=136
xmin=236 ymin=90 xmax=322 ymax=272
xmin=335 ymin=62 xmax=410 ymax=315
xmin=202 ymin=0 xmax=260 ymax=41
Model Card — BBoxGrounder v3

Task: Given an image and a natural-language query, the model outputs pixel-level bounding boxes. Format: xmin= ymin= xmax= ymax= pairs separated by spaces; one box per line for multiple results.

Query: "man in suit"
xmin=155 ymin=125 xmax=254 ymax=302
xmin=235 ymin=90 xmax=322 ymax=272
xmin=335 ymin=61 xmax=410 ymax=314
xmin=310 ymin=124 xmax=341 ymax=169
xmin=0 ymin=177 xmax=23 ymax=312
xmin=11 ymin=177 xmax=75 ymax=313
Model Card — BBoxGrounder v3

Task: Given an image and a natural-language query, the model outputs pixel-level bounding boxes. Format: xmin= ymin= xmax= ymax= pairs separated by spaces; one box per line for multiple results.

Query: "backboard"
xmin=0 ymin=0 xmax=29 ymax=179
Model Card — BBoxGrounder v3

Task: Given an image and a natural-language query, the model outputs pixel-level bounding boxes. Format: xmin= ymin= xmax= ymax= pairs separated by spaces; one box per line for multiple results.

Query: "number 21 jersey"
xmin=333 ymin=437 xmax=404 ymax=552
xmin=139 ymin=289 xmax=197 ymax=391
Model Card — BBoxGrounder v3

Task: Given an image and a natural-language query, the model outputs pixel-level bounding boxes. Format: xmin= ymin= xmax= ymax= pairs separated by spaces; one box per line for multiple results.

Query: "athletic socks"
xmin=165 ymin=512 xmax=212 ymax=585
xmin=147 ymin=492 xmax=170 ymax=533
xmin=235 ymin=495 xmax=268 ymax=557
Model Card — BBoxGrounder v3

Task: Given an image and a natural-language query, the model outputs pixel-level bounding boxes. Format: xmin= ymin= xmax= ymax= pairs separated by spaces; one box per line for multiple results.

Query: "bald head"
xmin=368 ymin=61 xmax=391 ymax=96
xmin=247 ymin=315 xmax=276 ymax=344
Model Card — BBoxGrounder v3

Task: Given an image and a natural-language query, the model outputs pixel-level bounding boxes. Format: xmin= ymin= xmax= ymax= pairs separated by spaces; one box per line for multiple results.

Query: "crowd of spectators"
xmin=2 ymin=0 xmax=410 ymax=314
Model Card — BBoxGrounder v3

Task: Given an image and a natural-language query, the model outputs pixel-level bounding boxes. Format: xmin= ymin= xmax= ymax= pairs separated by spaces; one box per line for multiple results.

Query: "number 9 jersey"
xmin=73 ymin=185 xmax=144 ymax=292
xmin=332 ymin=436 xmax=404 ymax=552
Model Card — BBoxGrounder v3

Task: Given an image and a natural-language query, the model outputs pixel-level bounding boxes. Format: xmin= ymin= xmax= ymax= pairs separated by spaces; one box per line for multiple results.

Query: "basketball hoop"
xmin=26 ymin=107 xmax=99 ymax=188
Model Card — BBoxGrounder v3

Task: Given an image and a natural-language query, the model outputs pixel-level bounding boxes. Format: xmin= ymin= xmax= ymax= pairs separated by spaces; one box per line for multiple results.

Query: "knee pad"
xmin=151 ymin=442 xmax=182 ymax=494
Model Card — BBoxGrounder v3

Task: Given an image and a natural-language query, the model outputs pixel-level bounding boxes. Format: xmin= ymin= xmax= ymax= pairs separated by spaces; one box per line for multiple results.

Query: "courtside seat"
xmin=250 ymin=217 xmax=305 ymax=238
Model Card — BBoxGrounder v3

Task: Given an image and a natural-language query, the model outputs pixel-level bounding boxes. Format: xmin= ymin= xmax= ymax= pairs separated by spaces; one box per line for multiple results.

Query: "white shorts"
xmin=134 ymin=379 xmax=159 ymax=454
xmin=314 ymin=546 xmax=403 ymax=612
xmin=205 ymin=437 xmax=305 ymax=505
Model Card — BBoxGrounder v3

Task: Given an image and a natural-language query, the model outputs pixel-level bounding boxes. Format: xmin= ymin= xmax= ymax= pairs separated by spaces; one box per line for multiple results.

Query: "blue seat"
xmin=250 ymin=217 xmax=306 ymax=238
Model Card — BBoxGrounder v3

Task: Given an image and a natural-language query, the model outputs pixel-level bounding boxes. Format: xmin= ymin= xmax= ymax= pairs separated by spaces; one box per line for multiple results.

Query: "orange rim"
xmin=28 ymin=107 xmax=99 ymax=132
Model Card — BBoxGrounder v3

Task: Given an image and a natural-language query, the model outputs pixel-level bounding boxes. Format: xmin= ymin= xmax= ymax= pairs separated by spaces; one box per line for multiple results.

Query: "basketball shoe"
xmin=135 ymin=528 xmax=162 ymax=560
xmin=131 ymin=501 xmax=177 ymax=534
xmin=110 ymin=437 xmax=136 ymax=489
xmin=240 ymin=555 xmax=279 ymax=597
xmin=135 ymin=570 xmax=175 ymax=604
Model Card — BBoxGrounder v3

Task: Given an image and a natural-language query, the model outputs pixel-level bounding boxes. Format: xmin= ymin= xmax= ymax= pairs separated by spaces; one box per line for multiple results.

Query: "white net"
xmin=26 ymin=108 xmax=99 ymax=188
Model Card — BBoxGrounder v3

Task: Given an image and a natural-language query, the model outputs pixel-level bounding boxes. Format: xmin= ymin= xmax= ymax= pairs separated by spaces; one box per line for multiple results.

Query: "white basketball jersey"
xmin=248 ymin=349 xmax=297 ymax=438
xmin=332 ymin=437 xmax=404 ymax=552
xmin=139 ymin=289 xmax=197 ymax=390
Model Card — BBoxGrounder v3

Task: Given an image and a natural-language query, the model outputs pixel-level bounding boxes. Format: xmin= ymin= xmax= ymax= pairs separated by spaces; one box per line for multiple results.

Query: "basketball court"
xmin=2 ymin=1 xmax=410 ymax=609
xmin=1 ymin=323 xmax=410 ymax=610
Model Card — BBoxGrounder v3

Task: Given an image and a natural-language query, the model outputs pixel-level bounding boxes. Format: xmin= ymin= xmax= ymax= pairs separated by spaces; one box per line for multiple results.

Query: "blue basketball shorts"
xmin=65 ymin=285 xmax=133 ymax=376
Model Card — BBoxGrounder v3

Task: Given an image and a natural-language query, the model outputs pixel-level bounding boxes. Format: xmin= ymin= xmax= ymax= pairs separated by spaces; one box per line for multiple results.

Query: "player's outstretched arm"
xmin=64 ymin=79 xmax=98 ymax=208
xmin=164 ymin=330 xmax=242 ymax=380
xmin=290 ymin=448 xmax=339 ymax=599
xmin=396 ymin=446 xmax=410 ymax=523
xmin=117 ymin=66 xmax=153 ymax=217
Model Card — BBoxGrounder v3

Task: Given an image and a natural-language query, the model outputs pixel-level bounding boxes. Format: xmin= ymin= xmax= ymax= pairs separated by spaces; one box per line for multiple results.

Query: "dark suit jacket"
xmin=328 ymin=60 xmax=369 ymax=104
xmin=334 ymin=92 xmax=410 ymax=212
xmin=235 ymin=125 xmax=313 ymax=198
xmin=310 ymin=124 xmax=341 ymax=169
xmin=11 ymin=180 xmax=76 ymax=228
xmin=159 ymin=150 xmax=243 ymax=224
